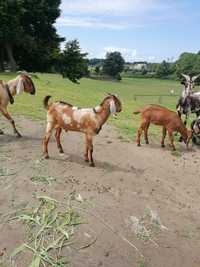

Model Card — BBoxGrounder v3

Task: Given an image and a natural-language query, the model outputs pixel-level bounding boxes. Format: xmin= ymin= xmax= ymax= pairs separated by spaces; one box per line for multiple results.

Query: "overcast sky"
xmin=55 ymin=0 xmax=200 ymax=62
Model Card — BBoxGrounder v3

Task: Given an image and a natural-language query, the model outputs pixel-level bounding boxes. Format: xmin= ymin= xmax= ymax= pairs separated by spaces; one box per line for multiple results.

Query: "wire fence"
xmin=133 ymin=94 xmax=180 ymax=105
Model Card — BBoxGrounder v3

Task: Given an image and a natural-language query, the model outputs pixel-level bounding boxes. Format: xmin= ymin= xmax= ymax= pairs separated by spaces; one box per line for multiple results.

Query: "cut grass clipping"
xmin=10 ymin=196 xmax=83 ymax=267
xmin=30 ymin=175 xmax=56 ymax=185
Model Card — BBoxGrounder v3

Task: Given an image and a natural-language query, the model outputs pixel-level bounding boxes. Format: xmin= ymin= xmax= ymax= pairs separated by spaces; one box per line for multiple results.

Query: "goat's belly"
xmin=151 ymin=120 xmax=163 ymax=126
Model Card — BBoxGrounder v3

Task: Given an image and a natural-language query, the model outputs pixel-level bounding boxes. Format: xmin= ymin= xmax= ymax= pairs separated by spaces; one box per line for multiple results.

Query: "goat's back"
xmin=140 ymin=105 xmax=181 ymax=126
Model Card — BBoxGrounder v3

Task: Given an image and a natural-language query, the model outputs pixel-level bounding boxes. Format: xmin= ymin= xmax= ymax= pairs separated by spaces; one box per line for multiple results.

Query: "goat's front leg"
xmin=167 ymin=130 xmax=176 ymax=151
xmin=43 ymin=122 xmax=54 ymax=159
xmin=55 ymin=127 xmax=64 ymax=154
xmin=161 ymin=127 xmax=166 ymax=147
xmin=85 ymin=134 xmax=95 ymax=167
xmin=0 ymin=108 xmax=21 ymax=137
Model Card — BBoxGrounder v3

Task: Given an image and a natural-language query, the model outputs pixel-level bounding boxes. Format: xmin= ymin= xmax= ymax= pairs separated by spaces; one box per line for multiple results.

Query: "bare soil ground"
xmin=0 ymin=117 xmax=200 ymax=267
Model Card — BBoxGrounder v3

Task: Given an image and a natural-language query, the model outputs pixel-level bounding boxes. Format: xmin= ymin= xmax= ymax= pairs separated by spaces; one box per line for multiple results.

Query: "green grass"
xmin=1 ymin=72 xmax=196 ymax=138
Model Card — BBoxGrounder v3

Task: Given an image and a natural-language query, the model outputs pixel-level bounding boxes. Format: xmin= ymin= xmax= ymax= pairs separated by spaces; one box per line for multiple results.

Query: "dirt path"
xmin=0 ymin=117 xmax=200 ymax=267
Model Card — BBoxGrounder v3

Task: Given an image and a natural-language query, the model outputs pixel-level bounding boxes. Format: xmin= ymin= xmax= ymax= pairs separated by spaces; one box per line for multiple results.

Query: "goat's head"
xmin=102 ymin=94 xmax=122 ymax=117
xmin=181 ymin=73 xmax=199 ymax=96
xmin=16 ymin=71 xmax=36 ymax=95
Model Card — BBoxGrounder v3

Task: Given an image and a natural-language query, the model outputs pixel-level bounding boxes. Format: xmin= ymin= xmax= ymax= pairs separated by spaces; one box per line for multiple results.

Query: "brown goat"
xmin=0 ymin=72 xmax=36 ymax=137
xmin=42 ymin=94 xmax=122 ymax=166
xmin=134 ymin=104 xmax=192 ymax=150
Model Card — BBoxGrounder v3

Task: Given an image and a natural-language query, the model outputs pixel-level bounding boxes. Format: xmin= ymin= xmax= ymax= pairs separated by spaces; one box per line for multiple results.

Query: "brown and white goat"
xmin=134 ymin=104 xmax=192 ymax=150
xmin=43 ymin=94 xmax=122 ymax=166
xmin=0 ymin=72 xmax=36 ymax=137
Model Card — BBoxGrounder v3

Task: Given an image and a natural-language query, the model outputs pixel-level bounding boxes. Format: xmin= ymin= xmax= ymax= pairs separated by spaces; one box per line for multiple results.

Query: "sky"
xmin=55 ymin=0 xmax=200 ymax=62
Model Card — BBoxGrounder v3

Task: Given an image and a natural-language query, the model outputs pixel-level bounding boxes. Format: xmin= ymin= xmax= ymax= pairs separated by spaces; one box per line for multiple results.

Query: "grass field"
xmin=0 ymin=72 xmax=189 ymax=138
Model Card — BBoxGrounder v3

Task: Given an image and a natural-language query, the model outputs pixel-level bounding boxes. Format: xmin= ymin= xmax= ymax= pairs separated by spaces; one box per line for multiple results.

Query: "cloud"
xmin=56 ymin=17 xmax=127 ymax=30
xmin=58 ymin=0 xmax=181 ymax=30
xmin=61 ymin=0 xmax=156 ymax=16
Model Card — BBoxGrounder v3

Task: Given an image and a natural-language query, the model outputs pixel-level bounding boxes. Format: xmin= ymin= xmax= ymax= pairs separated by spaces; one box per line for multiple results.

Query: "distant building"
xmin=132 ymin=61 xmax=147 ymax=70
xmin=125 ymin=61 xmax=148 ymax=71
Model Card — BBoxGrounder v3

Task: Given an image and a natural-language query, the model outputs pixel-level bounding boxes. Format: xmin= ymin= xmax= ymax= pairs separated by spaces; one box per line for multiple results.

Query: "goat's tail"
xmin=43 ymin=95 xmax=52 ymax=110
xmin=133 ymin=110 xmax=141 ymax=115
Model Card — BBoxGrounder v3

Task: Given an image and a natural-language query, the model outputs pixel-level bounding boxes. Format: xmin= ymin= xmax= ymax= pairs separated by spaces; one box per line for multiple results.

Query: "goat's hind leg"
xmin=161 ymin=127 xmax=166 ymax=147
xmin=144 ymin=123 xmax=150 ymax=144
xmin=55 ymin=127 xmax=64 ymax=154
xmin=136 ymin=121 xmax=147 ymax=146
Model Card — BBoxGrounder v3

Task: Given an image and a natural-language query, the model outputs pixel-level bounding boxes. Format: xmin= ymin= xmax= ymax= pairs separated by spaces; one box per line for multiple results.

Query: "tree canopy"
xmin=58 ymin=40 xmax=89 ymax=83
xmin=102 ymin=52 xmax=125 ymax=80
xmin=0 ymin=0 xmax=63 ymax=72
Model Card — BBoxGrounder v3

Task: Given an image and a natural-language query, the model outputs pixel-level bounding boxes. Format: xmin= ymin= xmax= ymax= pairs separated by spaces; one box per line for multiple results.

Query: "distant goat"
xmin=42 ymin=94 xmax=122 ymax=166
xmin=134 ymin=104 xmax=192 ymax=150
xmin=0 ymin=72 xmax=36 ymax=137
xmin=176 ymin=73 xmax=200 ymax=125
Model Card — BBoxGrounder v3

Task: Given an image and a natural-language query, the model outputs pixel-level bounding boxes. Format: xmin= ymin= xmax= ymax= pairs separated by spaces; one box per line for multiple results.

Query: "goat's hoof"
xmin=0 ymin=130 xmax=4 ymax=135
xmin=89 ymin=162 xmax=95 ymax=167
xmin=137 ymin=143 xmax=141 ymax=147
xmin=145 ymin=141 xmax=149 ymax=145
xmin=84 ymin=158 xmax=89 ymax=162
xmin=44 ymin=154 xmax=50 ymax=159
xmin=59 ymin=150 xmax=64 ymax=154
xmin=161 ymin=144 xmax=165 ymax=148
xmin=16 ymin=133 xmax=22 ymax=138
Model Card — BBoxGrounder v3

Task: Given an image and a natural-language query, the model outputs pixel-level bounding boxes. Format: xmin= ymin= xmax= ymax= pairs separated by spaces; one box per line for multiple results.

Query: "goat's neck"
xmin=6 ymin=77 xmax=18 ymax=96
xmin=96 ymin=104 xmax=111 ymax=126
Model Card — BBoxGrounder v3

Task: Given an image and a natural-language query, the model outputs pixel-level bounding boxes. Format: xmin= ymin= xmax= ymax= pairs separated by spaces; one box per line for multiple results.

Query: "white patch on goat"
xmin=46 ymin=122 xmax=53 ymax=133
xmin=94 ymin=106 xmax=101 ymax=112
xmin=73 ymin=108 xmax=93 ymax=123
xmin=47 ymin=114 xmax=54 ymax=123
xmin=193 ymin=123 xmax=200 ymax=134
xmin=72 ymin=106 xmax=78 ymax=110
xmin=55 ymin=105 xmax=64 ymax=114
xmin=62 ymin=113 xmax=71 ymax=125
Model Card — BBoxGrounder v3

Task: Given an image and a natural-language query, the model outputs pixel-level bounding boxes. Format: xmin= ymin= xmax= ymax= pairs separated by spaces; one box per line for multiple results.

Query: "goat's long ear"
xmin=16 ymin=78 xmax=24 ymax=95
xmin=192 ymin=74 xmax=200 ymax=82
xmin=181 ymin=73 xmax=190 ymax=81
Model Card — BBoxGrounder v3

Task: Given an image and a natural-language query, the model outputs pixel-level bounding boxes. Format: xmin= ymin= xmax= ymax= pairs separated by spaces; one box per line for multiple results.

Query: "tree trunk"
xmin=5 ymin=43 xmax=17 ymax=72
xmin=0 ymin=46 xmax=4 ymax=71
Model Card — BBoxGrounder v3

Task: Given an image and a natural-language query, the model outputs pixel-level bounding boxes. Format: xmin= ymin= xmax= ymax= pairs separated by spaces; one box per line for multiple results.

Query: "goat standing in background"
xmin=134 ymin=104 xmax=192 ymax=151
xmin=42 ymin=94 xmax=122 ymax=166
xmin=0 ymin=72 xmax=36 ymax=137
xmin=176 ymin=73 xmax=200 ymax=125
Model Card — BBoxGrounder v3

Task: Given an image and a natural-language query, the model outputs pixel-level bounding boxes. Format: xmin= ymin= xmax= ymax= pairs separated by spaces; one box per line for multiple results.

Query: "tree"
xmin=156 ymin=60 xmax=171 ymax=78
xmin=0 ymin=0 xmax=25 ymax=71
xmin=0 ymin=0 xmax=64 ymax=72
xmin=58 ymin=40 xmax=89 ymax=83
xmin=176 ymin=52 xmax=198 ymax=77
xmin=102 ymin=52 xmax=125 ymax=79
xmin=94 ymin=65 xmax=100 ymax=75
xmin=15 ymin=0 xmax=64 ymax=72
